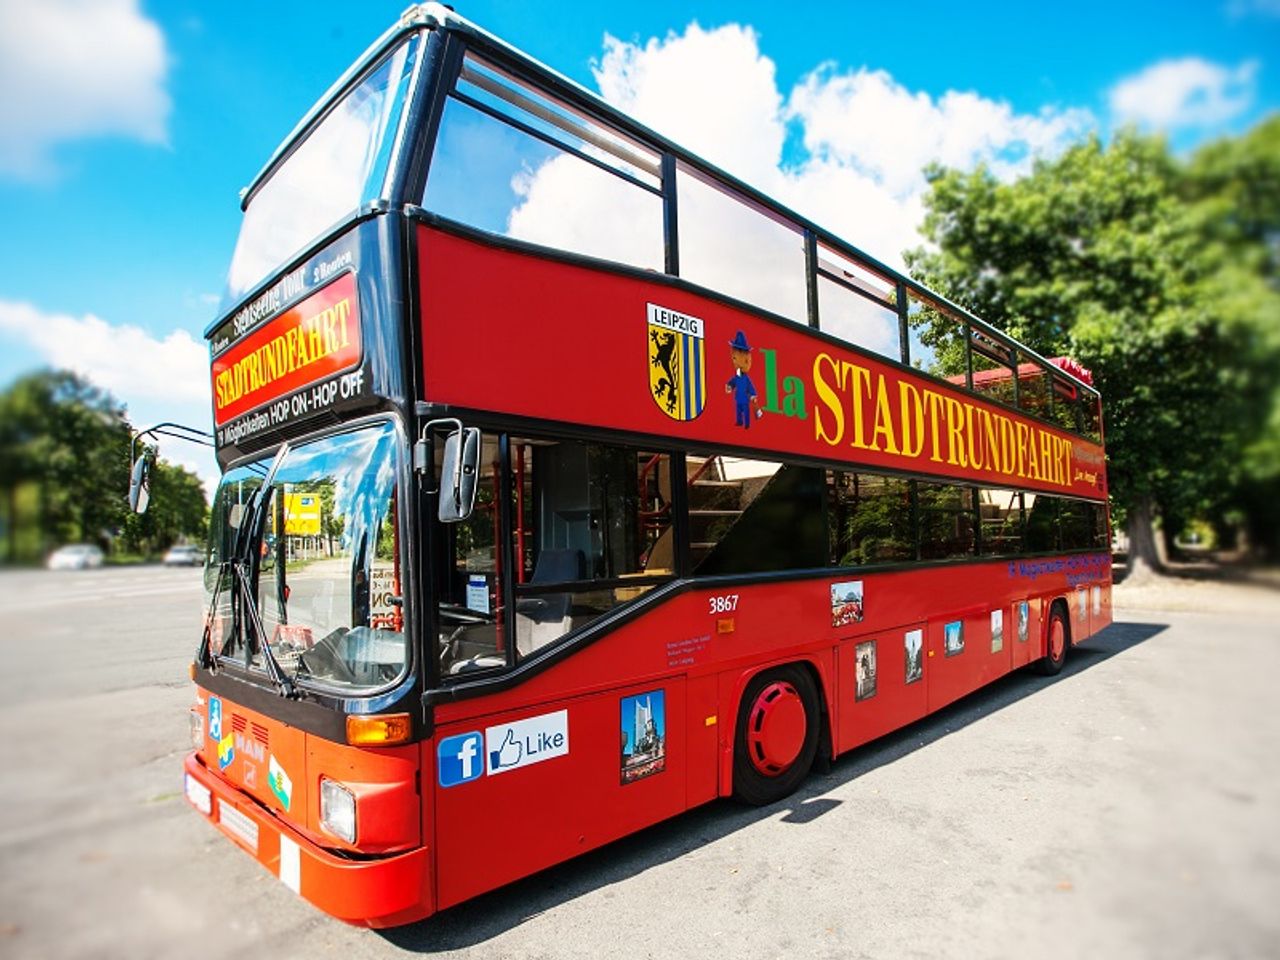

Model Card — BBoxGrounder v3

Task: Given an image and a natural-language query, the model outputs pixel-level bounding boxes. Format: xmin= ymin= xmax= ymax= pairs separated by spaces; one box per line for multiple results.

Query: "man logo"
xmin=647 ymin=303 xmax=705 ymax=421
xmin=438 ymin=731 xmax=484 ymax=788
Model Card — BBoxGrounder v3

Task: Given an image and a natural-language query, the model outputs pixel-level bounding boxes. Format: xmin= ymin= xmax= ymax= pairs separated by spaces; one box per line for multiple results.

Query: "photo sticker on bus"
xmin=944 ymin=620 xmax=964 ymax=657
xmin=831 ymin=580 xmax=864 ymax=627
xmin=855 ymin=640 xmax=877 ymax=701
xmin=1017 ymin=601 xmax=1030 ymax=643
xmin=991 ymin=609 xmax=1004 ymax=653
xmin=904 ymin=629 xmax=924 ymax=684
xmin=621 ymin=690 xmax=666 ymax=784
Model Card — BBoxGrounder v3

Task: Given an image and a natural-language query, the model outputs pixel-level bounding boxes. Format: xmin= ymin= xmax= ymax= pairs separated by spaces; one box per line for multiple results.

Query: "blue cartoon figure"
xmin=725 ymin=330 xmax=761 ymax=429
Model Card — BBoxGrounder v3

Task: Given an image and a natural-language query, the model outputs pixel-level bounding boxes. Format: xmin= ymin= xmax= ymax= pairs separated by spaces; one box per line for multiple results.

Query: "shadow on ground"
xmin=382 ymin=619 xmax=1166 ymax=952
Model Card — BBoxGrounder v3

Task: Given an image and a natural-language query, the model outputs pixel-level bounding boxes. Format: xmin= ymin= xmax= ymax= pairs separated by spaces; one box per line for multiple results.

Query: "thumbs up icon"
xmin=490 ymin=728 xmax=522 ymax=770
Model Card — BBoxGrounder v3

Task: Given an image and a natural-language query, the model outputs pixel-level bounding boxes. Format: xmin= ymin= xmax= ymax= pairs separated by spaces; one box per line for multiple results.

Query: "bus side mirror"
xmin=438 ymin=427 xmax=480 ymax=523
xmin=129 ymin=452 xmax=152 ymax=514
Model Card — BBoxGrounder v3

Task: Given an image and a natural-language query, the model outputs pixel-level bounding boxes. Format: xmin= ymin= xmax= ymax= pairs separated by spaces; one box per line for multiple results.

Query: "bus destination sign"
xmin=210 ymin=271 xmax=362 ymax=440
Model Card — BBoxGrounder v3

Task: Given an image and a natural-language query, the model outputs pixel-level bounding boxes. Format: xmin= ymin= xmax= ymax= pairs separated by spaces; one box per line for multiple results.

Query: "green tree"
xmin=0 ymin=368 xmax=211 ymax=562
xmin=904 ymin=125 xmax=1280 ymax=576
xmin=0 ymin=370 xmax=131 ymax=560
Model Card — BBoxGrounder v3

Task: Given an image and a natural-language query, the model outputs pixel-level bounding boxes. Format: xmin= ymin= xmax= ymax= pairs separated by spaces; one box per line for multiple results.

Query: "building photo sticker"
xmin=621 ymin=690 xmax=666 ymax=784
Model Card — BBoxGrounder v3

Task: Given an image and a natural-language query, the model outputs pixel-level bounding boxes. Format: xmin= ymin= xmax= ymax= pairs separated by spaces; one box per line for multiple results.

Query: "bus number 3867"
xmin=708 ymin=594 xmax=739 ymax=614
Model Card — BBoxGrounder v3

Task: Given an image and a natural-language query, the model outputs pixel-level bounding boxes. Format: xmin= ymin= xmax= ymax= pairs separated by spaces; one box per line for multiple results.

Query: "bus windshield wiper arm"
xmin=233 ymin=561 xmax=297 ymax=699
xmin=232 ymin=563 xmax=296 ymax=701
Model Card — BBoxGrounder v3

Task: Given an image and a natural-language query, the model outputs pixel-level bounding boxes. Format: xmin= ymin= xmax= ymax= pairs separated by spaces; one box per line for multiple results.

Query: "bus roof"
xmin=236 ymin=2 xmax=1100 ymax=401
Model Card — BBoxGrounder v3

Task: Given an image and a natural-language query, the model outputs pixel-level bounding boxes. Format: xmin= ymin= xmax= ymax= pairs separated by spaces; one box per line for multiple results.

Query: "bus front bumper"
xmin=183 ymin=752 xmax=433 ymax=928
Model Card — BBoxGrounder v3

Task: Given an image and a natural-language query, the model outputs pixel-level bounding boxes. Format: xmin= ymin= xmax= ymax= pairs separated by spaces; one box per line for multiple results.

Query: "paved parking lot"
xmin=0 ymin=565 xmax=1277 ymax=959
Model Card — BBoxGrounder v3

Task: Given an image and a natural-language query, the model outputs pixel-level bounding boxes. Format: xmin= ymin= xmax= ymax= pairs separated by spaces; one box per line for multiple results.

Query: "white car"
xmin=163 ymin=544 xmax=204 ymax=567
xmin=47 ymin=544 xmax=104 ymax=571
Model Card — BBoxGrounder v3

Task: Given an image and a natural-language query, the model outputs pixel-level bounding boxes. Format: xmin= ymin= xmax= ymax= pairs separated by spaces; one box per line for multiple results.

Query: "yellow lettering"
xmin=965 ymin=403 xmax=983 ymax=470
xmin=944 ymin=396 xmax=966 ymax=467
xmin=849 ymin=364 xmax=873 ymax=449
xmin=812 ymin=353 xmax=845 ymax=446
xmin=924 ymin=390 xmax=946 ymax=462
xmin=899 ymin=382 xmax=924 ymax=458
xmin=869 ymin=374 xmax=899 ymax=454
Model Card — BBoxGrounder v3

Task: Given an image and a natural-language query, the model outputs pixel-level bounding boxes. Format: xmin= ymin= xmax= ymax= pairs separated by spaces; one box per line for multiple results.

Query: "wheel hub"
xmin=746 ymin=680 xmax=807 ymax=776
xmin=1050 ymin=618 xmax=1065 ymax=659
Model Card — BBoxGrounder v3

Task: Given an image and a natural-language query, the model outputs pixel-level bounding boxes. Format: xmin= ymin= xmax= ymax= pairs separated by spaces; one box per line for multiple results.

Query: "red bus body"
xmin=183 ymin=6 xmax=1111 ymax=928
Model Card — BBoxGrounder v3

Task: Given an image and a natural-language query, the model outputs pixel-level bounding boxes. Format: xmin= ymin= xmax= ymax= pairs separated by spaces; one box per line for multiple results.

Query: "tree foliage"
xmin=0 ymin=369 xmax=209 ymax=562
xmin=904 ymin=120 xmax=1280 ymax=567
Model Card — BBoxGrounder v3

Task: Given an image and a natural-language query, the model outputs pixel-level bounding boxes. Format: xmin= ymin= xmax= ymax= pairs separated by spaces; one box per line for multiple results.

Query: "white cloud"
xmin=480 ymin=20 xmax=1095 ymax=336
xmin=0 ymin=0 xmax=171 ymax=178
xmin=0 ymin=300 xmax=216 ymax=488
xmin=1108 ymin=57 xmax=1258 ymax=130
xmin=787 ymin=65 xmax=1094 ymax=197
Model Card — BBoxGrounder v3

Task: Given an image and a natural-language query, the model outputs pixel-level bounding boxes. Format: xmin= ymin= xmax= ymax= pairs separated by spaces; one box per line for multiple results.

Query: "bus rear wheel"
xmin=1033 ymin=603 xmax=1070 ymax=676
xmin=732 ymin=664 xmax=820 ymax=806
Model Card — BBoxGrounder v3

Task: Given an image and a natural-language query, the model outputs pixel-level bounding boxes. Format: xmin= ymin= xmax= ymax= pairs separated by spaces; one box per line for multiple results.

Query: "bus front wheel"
xmin=1033 ymin=603 xmax=1070 ymax=676
xmin=732 ymin=664 xmax=820 ymax=806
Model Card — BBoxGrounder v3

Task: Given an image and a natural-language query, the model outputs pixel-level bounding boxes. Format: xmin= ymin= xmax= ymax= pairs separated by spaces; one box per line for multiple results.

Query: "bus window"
xmin=226 ymin=37 xmax=420 ymax=301
xmin=1017 ymin=353 xmax=1051 ymax=420
xmin=917 ymin=483 xmax=976 ymax=560
xmin=691 ymin=456 xmax=827 ymax=574
xmin=438 ymin=434 xmax=506 ymax=675
xmin=1024 ymin=493 xmax=1059 ymax=552
xmin=1081 ymin=393 xmax=1102 ymax=442
xmin=969 ymin=328 xmax=1017 ymax=407
xmin=1058 ymin=498 xmax=1095 ymax=550
xmin=827 ymin=471 xmax=913 ymax=565
xmin=676 ymin=163 xmax=808 ymax=323
xmin=1049 ymin=375 xmax=1081 ymax=433
xmin=423 ymin=55 xmax=663 ymax=271
xmin=509 ymin=439 xmax=674 ymax=659
xmin=815 ymin=244 xmax=902 ymax=362
xmin=906 ymin=294 xmax=960 ymax=378
xmin=247 ymin=423 xmax=406 ymax=691
xmin=978 ymin=488 xmax=1024 ymax=556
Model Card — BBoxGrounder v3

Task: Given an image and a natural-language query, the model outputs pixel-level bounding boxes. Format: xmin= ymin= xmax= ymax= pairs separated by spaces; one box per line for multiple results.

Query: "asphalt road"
xmin=1 ymin=565 xmax=1277 ymax=959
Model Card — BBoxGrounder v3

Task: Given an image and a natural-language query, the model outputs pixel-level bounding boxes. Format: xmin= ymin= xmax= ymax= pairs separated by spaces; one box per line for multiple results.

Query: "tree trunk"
xmin=1124 ymin=495 xmax=1164 ymax=582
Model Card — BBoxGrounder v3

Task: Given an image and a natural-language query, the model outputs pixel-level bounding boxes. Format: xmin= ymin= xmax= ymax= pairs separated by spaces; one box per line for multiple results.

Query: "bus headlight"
xmin=319 ymin=778 xmax=356 ymax=843
xmin=189 ymin=709 xmax=204 ymax=750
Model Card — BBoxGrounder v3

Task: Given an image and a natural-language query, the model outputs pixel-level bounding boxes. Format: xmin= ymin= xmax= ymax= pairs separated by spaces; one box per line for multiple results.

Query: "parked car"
xmin=163 ymin=544 xmax=204 ymax=567
xmin=47 ymin=544 xmax=104 ymax=571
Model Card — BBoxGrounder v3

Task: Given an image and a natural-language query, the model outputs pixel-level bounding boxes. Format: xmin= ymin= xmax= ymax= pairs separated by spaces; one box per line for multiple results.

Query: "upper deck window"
xmin=224 ymin=37 xmax=420 ymax=303
xmin=423 ymin=54 xmax=663 ymax=271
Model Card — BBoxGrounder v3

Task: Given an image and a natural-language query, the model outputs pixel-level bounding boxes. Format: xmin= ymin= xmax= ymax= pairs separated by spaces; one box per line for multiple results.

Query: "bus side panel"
xmin=432 ymin=679 xmax=687 ymax=911
xmin=685 ymin=674 xmax=720 ymax=806
xmin=837 ymin=623 xmax=928 ymax=754
xmin=926 ymin=608 xmax=1008 ymax=714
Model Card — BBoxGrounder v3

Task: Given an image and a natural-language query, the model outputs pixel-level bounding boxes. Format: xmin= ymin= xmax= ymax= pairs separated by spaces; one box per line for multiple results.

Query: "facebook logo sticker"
xmin=437 ymin=732 xmax=484 ymax=788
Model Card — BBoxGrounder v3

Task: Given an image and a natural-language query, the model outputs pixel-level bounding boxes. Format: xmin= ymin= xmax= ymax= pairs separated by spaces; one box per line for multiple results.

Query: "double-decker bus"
xmin=166 ymin=4 xmax=1111 ymax=928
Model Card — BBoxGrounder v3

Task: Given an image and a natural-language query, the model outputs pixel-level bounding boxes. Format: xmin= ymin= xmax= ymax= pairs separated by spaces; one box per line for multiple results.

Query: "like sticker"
xmin=485 ymin=710 xmax=568 ymax=776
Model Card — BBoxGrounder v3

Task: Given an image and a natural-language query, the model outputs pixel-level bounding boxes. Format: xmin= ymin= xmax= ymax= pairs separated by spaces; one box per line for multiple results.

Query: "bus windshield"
xmin=205 ymin=422 xmax=406 ymax=694
xmin=223 ymin=35 xmax=420 ymax=303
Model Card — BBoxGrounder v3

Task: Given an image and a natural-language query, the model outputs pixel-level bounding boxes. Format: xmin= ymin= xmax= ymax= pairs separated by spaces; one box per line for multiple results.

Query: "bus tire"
xmin=1033 ymin=602 xmax=1070 ymax=676
xmin=732 ymin=664 xmax=820 ymax=806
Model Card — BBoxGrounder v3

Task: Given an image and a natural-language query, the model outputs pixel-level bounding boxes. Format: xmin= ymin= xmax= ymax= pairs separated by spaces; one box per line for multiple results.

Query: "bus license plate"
xmin=218 ymin=802 xmax=259 ymax=852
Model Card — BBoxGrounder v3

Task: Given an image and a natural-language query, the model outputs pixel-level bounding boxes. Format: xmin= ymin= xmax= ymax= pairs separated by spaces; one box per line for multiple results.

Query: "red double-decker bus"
xmin=167 ymin=4 xmax=1111 ymax=927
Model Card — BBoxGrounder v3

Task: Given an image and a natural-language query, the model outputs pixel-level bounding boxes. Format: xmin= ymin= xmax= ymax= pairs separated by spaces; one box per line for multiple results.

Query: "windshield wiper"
xmin=233 ymin=562 xmax=297 ymax=699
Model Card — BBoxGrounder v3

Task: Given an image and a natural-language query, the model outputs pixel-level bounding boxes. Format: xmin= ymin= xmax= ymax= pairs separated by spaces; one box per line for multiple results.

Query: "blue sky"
xmin=1 ymin=0 xmax=1276 ymax=487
